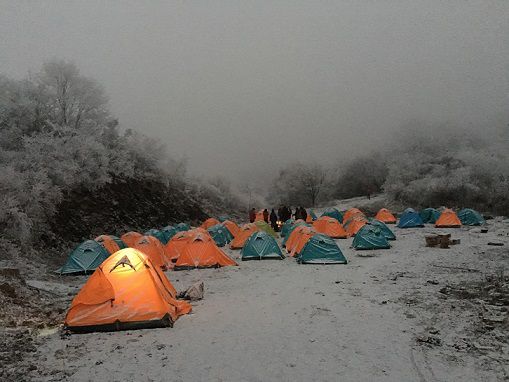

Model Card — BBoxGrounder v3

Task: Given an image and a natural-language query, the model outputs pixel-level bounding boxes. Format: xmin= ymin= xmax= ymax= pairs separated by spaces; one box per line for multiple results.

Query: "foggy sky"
xmin=1 ymin=1 xmax=508 ymax=184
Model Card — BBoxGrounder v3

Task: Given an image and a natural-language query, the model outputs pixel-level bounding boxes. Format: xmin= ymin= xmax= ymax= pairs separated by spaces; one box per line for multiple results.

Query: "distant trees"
xmin=270 ymin=162 xmax=326 ymax=207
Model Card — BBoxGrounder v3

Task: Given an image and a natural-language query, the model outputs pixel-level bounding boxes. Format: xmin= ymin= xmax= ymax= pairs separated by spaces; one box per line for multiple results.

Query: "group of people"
xmin=249 ymin=206 xmax=309 ymax=231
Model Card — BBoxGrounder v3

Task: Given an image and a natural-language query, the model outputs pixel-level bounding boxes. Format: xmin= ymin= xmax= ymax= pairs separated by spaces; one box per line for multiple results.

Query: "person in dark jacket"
xmin=249 ymin=208 xmax=256 ymax=223
xmin=270 ymin=209 xmax=278 ymax=231
xmin=301 ymin=207 xmax=308 ymax=221
xmin=263 ymin=208 xmax=269 ymax=223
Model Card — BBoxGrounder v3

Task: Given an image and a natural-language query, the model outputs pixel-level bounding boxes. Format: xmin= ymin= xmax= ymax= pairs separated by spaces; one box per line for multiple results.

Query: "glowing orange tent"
xmin=345 ymin=216 xmax=368 ymax=236
xmin=201 ymin=218 xmax=220 ymax=230
xmin=375 ymin=208 xmax=397 ymax=224
xmin=230 ymin=224 xmax=258 ymax=249
xmin=222 ymin=220 xmax=240 ymax=237
xmin=174 ymin=233 xmax=237 ymax=270
xmin=64 ymin=248 xmax=191 ymax=332
xmin=132 ymin=235 xmax=169 ymax=269
xmin=343 ymin=208 xmax=365 ymax=223
xmin=435 ymin=209 xmax=462 ymax=228
xmin=95 ymin=235 xmax=121 ymax=255
xmin=288 ymin=227 xmax=316 ymax=257
xmin=312 ymin=217 xmax=348 ymax=239
xmin=121 ymin=231 xmax=144 ymax=247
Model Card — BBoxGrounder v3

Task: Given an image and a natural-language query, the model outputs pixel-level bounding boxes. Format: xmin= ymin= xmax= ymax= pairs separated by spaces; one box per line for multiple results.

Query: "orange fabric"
xmin=435 ymin=209 xmax=462 ymax=228
xmin=312 ymin=217 xmax=348 ymax=238
xmin=343 ymin=208 xmax=364 ymax=223
xmin=201 ymin=218 xmax=220 ymax=230
xmin=230 ymin=224 xmax=258 ymax=249
xmin=65 ymin=249 xmax=191 ymax=328
xmin=222 ymin=220 xmax=240 ymax=237
xmin=121 ymin=231 xmax=144 ymax=247
xmin=288 ymin=227 xmax=316 ymax=257
xmin=346 ymin=217 xmax=368 ymax=236
xmin=165 ymin=231 xmax=193 ymax=262
xmin=375 ymin=208 xmax=397 ymax=224
xmin=95 ymin=235 xmax=121 ymax=255
xmin=174 ymin=233 xmax=237 ymax=268
xmin=306 ymin=213 xmax=313 ymax=223
xmin=285 ymin=225 xmax=311 ymax=250
xmin=132 ymin=235 xmax=169 ymax=269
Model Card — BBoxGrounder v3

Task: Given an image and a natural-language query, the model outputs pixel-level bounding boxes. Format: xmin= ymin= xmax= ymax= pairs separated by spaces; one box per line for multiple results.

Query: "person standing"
xmin=270 ymin=209 xmax=278 ymax=231
xmin=249 ymin=208 xmax=256 ymax=223
xmin=263 ymin=208 xmax=269 ymax=223
xmin=301 ymin=207 xmax=308 ymax=222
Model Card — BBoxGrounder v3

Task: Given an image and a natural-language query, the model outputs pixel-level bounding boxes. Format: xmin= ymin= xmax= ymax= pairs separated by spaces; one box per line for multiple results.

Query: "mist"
xmin=1 ymin=1 xmax=508 ymax=184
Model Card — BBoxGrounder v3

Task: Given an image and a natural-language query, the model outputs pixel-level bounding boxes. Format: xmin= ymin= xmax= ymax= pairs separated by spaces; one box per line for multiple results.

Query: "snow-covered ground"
xmin=27 ymin=211 xmax=509 ymax=382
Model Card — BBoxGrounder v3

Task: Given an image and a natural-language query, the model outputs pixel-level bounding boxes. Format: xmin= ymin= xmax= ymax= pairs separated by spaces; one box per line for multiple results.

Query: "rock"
xmin=179 ymin=281 xmax=204 ymax=301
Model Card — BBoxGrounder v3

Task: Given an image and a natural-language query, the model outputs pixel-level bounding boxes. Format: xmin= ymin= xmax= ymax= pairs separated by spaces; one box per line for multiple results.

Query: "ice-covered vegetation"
xmin=0 ymin=60 xmax=243 ymax=249
xmin=272 ymin=125 xmax=508 ymax=214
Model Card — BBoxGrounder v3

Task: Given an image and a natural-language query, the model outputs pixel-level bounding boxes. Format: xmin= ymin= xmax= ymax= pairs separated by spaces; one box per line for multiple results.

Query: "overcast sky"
xmin=1 ymin=1 xmax=508 ymax=184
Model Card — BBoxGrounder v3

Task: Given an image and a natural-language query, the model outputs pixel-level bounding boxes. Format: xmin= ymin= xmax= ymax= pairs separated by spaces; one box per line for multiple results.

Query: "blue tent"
xmin=397 ymin=208 xmax=424 ymax=228
xmin=353 ymin=225 xmax=391 ymax=250
xmin=419 ymin=208 xmax=441 ymax=224
xmin=208 ymin=224 xmax=233 ymax=247
xmin=458 ymin=208 xmax=485 ymax=226
xmin=308 ymin=210 xmax=318 ymax=221
xmin=296 ymin=234 xmax=347 ymax=264
xmin=368 ymin=219 xmax=396 ymax=240
xmin=241 ymin=231 xmax=284 ymax=260
xmin=321 ymin=208 xmax=343 ymax=223
xmin=57 ymin=240 xmax=110 ymax=275
xmin=161 ymin=226 xmax=178 ymax=244
xmin=175 ymin=222 xmax=191 ymax=232
xmin=144 ymin=229 xmax=167 ymax=244
xmin=280 ymin=219 xmax=295 ymax=238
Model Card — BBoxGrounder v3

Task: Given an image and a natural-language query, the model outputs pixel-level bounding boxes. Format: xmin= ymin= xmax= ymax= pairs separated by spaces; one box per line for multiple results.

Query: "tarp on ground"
xmin=57 ymin=240 xmax=111 ymax=275
xmin=397 ymin=208 xmax=424 ymax=228
xmin=352 ymin=225 xmax=391 ymax=250
xmin=296 ymin=234 xmax=347 ymax=264
xmin=241 ymin=231 xmax=284 ymax=260
xmin=458 ymin=208 xmax=485 ymax=226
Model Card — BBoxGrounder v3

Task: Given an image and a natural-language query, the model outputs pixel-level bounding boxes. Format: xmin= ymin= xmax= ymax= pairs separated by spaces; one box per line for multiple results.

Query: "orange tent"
xmin=345 ymin=216 xmax=368 ymax=236
xmin=285 ymin=225 xmax=311 ymax=250
xmin=132 ymin=235 xmax=169 ymax=269
xmin=343 ymin=208 xmax=365 ymax=223
xmin=230 ymin=224 xmax=258 ymax=249
xmin=95 ymin=235 xmax=121 ymax=255
xmin=222 ymin=220 xmax=240 ymax=237
xmin=64 ymin=248 xmax=191 ymax=332
xmin=121 ymin=231 xmax=144 ymax=247
xmin=435 ymin=209 xmax=462 ymax=228
xmin=288 ymin=227 xmax=316 ymax=257
xmin=312 ymin=217 xmax=348 ymax=239
xmin=375 ymin=208 xmax=397 ymax=224
xmin=174 ymin=233 xmax=237 ymax=270
xmin=165 ymin=231 xmax=193 ymax=262
xmin=201 ymin=218 xmax=220 ymax=230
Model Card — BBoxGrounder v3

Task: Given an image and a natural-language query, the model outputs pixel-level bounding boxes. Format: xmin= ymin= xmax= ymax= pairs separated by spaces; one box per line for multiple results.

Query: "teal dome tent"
xmin=241 ymin=231 xmax=284 ymax=260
